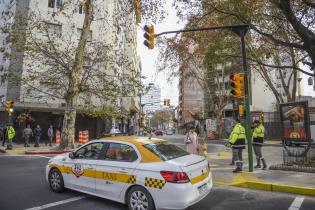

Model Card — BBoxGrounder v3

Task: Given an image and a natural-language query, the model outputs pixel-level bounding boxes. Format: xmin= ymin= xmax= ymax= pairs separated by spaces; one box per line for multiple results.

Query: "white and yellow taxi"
xmin=46 ymin=136 xmax=212 ymax=210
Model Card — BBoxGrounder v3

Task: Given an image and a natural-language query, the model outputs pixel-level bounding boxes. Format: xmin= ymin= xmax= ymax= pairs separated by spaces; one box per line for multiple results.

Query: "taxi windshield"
xmin=143 ymin=142 xmax=189 ymax=161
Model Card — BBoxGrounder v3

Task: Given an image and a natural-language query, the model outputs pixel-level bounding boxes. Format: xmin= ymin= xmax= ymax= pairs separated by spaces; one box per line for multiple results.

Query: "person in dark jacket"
xmin=2 ymin=124 xmax=8 ymax=147
xmin=34 ymin=125 xmax=42 ymax=147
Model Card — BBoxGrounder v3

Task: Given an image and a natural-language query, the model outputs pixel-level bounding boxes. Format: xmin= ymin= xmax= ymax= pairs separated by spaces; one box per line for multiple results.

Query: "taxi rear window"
xmin=143 ymin=142 xmax=189 ymax=161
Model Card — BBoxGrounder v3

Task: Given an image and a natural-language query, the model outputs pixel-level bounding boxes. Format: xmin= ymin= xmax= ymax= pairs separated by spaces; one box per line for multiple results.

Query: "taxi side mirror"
xmin=69 ymin=152 xmax=75 ymax=159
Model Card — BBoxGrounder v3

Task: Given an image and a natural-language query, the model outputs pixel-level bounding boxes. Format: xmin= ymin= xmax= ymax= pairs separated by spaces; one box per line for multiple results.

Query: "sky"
xmin=136 ymin=2 xmax=185 ymax=107
xmin=136 ymin=3 xmax=315 ymax=106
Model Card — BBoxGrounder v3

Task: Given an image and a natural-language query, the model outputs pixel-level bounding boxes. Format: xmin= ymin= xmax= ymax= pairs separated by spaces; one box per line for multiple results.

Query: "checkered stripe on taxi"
xmin=127 ymin=175 xmax=137 ymax=184
xmin=145 ymin=177 xmax=166 ymax=189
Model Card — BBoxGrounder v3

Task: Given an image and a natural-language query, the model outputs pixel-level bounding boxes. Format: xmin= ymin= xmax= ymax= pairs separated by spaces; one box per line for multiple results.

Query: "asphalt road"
xmin=1 ymin=155 xmax=315 ymax=210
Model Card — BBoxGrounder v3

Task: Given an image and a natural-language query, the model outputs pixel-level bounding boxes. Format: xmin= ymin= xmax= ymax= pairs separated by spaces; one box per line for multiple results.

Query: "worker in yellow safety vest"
xmin=228 ymin=119 xmax=246 ymax=173
xmin=252 ymin=120 xmax=267 ymax=170
xmin=6 ymin=124 xmax=15 ymax=150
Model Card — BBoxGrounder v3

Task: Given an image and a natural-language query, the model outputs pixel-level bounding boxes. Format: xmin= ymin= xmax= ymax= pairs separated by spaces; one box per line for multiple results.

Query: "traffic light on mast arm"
xmin=230 ymin=73 xmax=245 ymax=99
xmin=143 ymin=24 xmax=155 ymax=49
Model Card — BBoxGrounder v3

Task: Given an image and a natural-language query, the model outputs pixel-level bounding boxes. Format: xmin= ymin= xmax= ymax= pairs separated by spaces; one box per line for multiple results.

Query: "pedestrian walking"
xmin=228 ymin=119 xmax=246 ymax=173
xmin=185 ymin=126 xmax=199 ymax=155
xmin=6 ymin=124 xmax=15 ymax=150
xmin=252 ymin=120 xmax=267 ymax=170
xmin=2 ymin=124 xmax=8 ymax=147
xmin=47 ymin=125 xmax=54 ymax=146
xmin=23 ymin=124 xmax=33 ymax=147
xmin=34 ymin=125 xmax=42 ymax=147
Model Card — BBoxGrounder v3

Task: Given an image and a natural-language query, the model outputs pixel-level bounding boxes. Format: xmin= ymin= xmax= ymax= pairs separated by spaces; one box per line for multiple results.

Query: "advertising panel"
xmin=279 ymin=101 xmax=311 ymax=143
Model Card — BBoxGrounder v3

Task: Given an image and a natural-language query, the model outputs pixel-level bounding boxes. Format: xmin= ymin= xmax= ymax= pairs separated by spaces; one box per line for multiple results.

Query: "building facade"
xmin=142 ymin=83 xmax=162 ymax=113
xmin=0 ymin=0 xmax=140 ymax=140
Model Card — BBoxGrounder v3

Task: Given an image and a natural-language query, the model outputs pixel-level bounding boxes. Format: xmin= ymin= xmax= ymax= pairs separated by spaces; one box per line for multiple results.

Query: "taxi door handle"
xmin=86 ymin=164 xmax=94 ymax=169
xmin=119 ymin=169 xmax=128 ymax=174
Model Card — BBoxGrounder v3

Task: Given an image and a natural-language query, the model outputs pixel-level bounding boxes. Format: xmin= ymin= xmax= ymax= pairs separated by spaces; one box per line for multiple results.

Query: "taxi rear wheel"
xmin=127 ymin=186 xmax=155 ymax=210
xmin=49 ymin=168 xmax=64 ymax=193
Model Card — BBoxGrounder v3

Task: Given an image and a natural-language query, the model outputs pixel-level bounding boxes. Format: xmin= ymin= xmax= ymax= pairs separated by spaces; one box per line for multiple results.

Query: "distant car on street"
xmin=154 ymin=130 xmax=164 ymax=136
xmin=110 ymin=128 xmax=120 ymax=135
xmin=46 ymin=136 xmax=212 ymax=210
xmin=166 ymin=129 xmax=173 ymax=135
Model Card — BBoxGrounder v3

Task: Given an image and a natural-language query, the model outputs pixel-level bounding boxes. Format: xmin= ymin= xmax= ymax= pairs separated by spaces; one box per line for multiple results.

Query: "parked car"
xmin=46 ymin=137 xmax=213 ymax=210
xmin=154 ymin=130 xmax=164 ymax=136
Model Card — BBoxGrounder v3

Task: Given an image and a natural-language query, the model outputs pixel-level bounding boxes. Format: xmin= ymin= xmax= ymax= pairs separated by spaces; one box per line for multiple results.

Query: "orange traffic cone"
xmin=56 ymin=130 xmax=61 ymax=146
xmin=82 ymin=130 xmax=89 ymax=144
xmin=78 ymin=131 xmax=83 ymax=144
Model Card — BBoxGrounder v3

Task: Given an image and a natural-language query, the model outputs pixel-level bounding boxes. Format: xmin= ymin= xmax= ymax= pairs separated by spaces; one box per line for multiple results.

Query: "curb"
xmin=25 ymin=150 xmax=72 ymax=155
xmin=232 ymin=181 xmax=315 ymax=196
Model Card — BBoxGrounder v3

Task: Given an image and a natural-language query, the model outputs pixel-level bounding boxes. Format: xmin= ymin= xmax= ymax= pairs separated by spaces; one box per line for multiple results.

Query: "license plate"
xmin=198 ymin=183 xmax=208 ymax=195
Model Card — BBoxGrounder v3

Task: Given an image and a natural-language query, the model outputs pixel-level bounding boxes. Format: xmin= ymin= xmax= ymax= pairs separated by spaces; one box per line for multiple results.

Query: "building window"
xmin=47 ymin=23 xmax=62 ymax=37
xmin=48 ymin=0 xmax=63 ymax=9
xmin=77 ymin=28 xmax=92 ymax=42
xmin=48 ymin=0 xmax=54 ymax=8
xmin=79 ymin=3 xmax=84 ymax=14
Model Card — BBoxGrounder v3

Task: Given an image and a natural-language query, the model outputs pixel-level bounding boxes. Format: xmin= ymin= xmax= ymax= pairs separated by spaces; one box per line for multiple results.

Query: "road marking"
xmin=24 ymin=196 xmax=87 ymax=210
xmin=0 ymin=154 xmax=51 ymax=158
xmin=288 ymin=196 xmax=304 ymax=210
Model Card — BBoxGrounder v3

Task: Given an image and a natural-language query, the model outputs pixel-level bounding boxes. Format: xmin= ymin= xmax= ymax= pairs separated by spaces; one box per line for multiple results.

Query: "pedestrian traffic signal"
xmin=239 ymin=104 xmax=244 ymax=117
xmin=230 ymin=73 xmax=245 ymax=99
xmin=143 ymin=24 xmax=155 ymax=49
xmin=4 ymin=100 xmax=14 ymax=113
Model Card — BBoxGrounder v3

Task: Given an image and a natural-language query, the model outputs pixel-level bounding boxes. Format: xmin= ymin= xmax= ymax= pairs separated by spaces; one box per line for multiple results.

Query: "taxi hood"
xmin=166 ymin=154 xmax=205 ymax=167
xmin=50 ymin=153 xmax=69 ymax=161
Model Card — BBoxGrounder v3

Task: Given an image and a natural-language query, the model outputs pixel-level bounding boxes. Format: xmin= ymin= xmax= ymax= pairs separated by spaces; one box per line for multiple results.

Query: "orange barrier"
xmin=81 ymin=130 xmax=89 ymax=144
xmin=56 ymin=130 xmax=61 ymax=145
xmin=78 ymin=131 xmax=83 ymax=144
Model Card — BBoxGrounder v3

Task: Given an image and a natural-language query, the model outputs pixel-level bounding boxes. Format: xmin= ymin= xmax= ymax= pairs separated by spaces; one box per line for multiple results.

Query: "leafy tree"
xmin=0 ymin=0 xmax=143 ymax=149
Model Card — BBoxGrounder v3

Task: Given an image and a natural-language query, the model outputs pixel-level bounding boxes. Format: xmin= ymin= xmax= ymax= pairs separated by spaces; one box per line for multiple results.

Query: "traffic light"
xmin=143 ymin=24 xmax=155 ymax=49
xmin=4 ymin=100 xmax=14 ymax=113
xmin=4 ymin=101 xmax=14 ymax=115
xmin=163 ymin=99 xmax=170 ymax=106
xmin=239 ymin=104 xmax=244 ymax=117
xmin=230 ymin=73 xmax=245 ymax=99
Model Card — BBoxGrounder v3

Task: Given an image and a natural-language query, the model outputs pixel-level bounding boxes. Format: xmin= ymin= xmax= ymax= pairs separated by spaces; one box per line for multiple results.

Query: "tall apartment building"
xmin=142 ymin=83 xmax=162 ymax=113
xmin=0 ymin=0 xmax=140 ymax=138
xmin=178 ymin=66 xmax=204 ymax=129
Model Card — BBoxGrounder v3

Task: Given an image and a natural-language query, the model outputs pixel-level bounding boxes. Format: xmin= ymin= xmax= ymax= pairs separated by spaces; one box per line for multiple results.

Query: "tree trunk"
xmin=59 ymin=109 xmax=76 ymax=149
xmin=58 ymin=0 xmax=93 ymax=150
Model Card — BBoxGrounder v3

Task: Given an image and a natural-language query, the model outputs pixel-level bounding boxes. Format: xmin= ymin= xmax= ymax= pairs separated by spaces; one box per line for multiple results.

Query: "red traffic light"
xmin=230 ymin=74 xmax=237 ymax=81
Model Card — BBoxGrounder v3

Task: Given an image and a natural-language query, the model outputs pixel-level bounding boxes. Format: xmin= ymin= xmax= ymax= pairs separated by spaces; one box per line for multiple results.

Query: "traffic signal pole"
xmin=239 ymin=29 xmax=253 ymax=172
xmin=147 ymin=24 xmax=254 ymax=172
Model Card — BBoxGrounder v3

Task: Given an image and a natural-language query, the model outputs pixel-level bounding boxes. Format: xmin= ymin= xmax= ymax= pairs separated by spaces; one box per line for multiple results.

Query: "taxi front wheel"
xmin=48 ymin=168 xmax=65 ymax=193
xmin=127 ymin=186 xmax=155 ymax=210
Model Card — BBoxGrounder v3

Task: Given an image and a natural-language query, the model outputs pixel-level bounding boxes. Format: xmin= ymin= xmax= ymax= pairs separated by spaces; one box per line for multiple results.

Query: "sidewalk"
xmin=207 ymin=139 xmax=283 ymax=147
xmin=208 ymin=146 xmax=315 ymax=196
xmin=0 ymin=143 xmax=73 ymax=155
